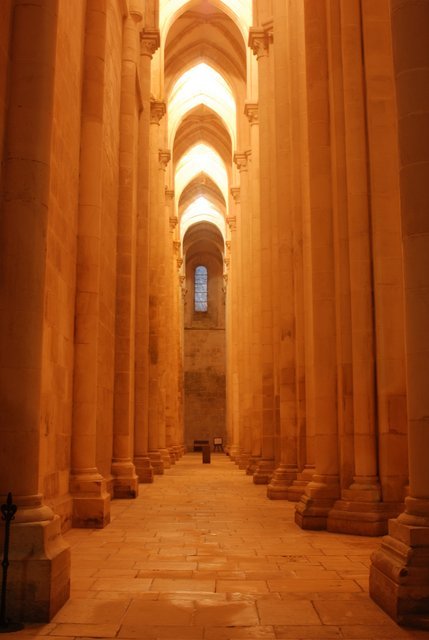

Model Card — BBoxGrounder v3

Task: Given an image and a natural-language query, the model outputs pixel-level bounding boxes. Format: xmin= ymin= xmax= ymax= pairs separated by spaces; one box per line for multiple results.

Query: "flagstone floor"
xmin=9 ymin=454 xmax=429 ymax=639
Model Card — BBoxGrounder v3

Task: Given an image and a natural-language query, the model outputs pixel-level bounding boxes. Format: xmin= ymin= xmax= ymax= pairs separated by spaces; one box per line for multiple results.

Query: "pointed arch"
xmin=168 ymin=62 xmax=236 ymax=150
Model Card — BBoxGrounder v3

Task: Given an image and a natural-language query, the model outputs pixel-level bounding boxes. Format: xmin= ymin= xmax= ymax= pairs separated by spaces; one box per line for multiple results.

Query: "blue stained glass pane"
xmin=195 ymin=265 xmax=208 ymax=312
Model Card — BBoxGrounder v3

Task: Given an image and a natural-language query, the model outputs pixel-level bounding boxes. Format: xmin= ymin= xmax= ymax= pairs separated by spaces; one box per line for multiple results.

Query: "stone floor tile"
xmin=273 ymin=626 xmax=343 ymax=639
xmin=313 ymin=598 xmax=393 ymax=625
xmin=150 ymin=578 xmax=216 ymax=592
xmin=216 ymin=580 xmax=269 ymax=594
xmin=204 ymin=626 xmax=276 ymax=639
xmin=193 ymin=600 xmax=260 ymax=626
xmin=52 ymin=597 xmax=129 ymax=624
xmin=119 ymin=599 xmax=195 ymax=631
xmin=52 ymin=622 xmax=120 ymax=637
xmin=267 ymin=579 xmax=361 ymax=593
xmin=90 ymin=577 xmax=152 ymax=592
xmin=257 ymin=599 xmax=320 ymax=626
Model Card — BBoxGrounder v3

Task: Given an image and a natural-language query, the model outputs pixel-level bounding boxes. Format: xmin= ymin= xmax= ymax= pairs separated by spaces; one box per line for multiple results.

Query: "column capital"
xmin=226 ymin=240 xmax=231 ymax=252
xmin=227 ymin=215 xmax=237 ymax=231
xmin=244 ymin=102 xmax=259 ymax=125
xmin=173 ymin=240 xmax=181 ymax=254
xmin=159 ymin=148 xmax=171 ymax=170
xmin=140 ymin=28 xmax=160 ymax=58
xmin=224 ymin=256 xmax=230 ymax=268
xmin=248 ymin=26 xmax=273 ymax=59
xmin=177 ymin=257 xmax=183 ymax=269
xmin=169 ymin=216 xmax=178 ymax=231
xmin=150 ymin=98 xmax=166 ymax=124
xmin=234 ymin=152 xmax=248 ymax=172
xmin=230 ymin=186 xmax=241 ymax=204
xmin=165 ymin=188 xmax=175 ymax=201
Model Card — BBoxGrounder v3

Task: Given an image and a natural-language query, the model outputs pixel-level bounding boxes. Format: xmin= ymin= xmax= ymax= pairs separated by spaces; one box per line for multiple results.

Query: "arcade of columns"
xmin=1 ymin=0 xmax=429 ymax=628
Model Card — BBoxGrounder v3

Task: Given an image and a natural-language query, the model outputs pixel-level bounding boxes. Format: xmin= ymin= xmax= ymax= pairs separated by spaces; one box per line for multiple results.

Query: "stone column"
xmin=234 ymin=155 xmax=252 ymax=471
xmin=165 ymin=192 xmax=179 ymax=463
xmin=370 ymin=0 xmax=429 ymax=624
xmin=268 ymin=0 xmax=298 ymax=500
xmin=295 ymin=0 xmax=340 ymax=529
xmin=249 ymin=26 xmax=276 ymax=485
xmin=156 ymin=149 xmax=172 ymax=469
xmin=226 ymin=208 xmax=241 ymax=461
xmin=244 ymin=105 xmax=263 ymax=476
xmin=70 ymin=0 xmax=110 ymax=529
xmin=133 ymin=28 xmax=160 ymax=483
xmin=288 ymin=0 xmax=312 ymax=501
xmin=362 ymin=0 xmax=408 ymax=511
xmin=147 ymin=98 xmax=167 ymax=474
xmin=327 ymin=0 xmax=386 ymax=535
xmin=111 ymin=5 xmax=142 ymax=500
xmin=0 ymin=0 xmax=70 ymax=620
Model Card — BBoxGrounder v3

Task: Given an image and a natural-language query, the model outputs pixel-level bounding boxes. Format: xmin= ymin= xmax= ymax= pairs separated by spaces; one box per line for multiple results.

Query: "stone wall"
xmin=184 ymin=328 xmax=226 ymax=451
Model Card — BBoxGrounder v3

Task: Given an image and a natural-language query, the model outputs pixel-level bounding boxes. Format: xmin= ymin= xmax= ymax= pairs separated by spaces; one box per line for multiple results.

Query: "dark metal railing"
xmin=0 ymin=493 xmax=23 ymax=633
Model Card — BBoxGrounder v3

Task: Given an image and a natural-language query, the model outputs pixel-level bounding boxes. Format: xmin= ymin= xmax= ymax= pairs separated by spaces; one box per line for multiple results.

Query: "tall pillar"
xmin=111 ymin=4 xmax=142 ymax=500
xmin=165 ymin=192 xmax=179 ymax=463
xmin=288 ymin=0 xmax=312 ymax=501
xmin=70 ymin=0 xmax=110 ymax=529
xmin=0 ymin=0 xmax=70 ymax=620
xmin=234 ymin=155 xmax=252 ymax=471
xmin=327 ymin=0 xmax=390 ymax=535
xmin=133 ymin=28 xmax=160 ymax=483
xmin=362 ymin=0 xmax=408 ymax=512
xmin=249 ymin=25 xmax=276 ymax=485
xmin=295 ymin=0 xmax=340 ymax=529
xmin=244 ymin=106 xmax=263 ymax=476
xmin=370 ymin=0 xmax=429 ymax=625
xmin=147 ymin=98 xmax=167 ymax=474
xmin=268 ymin=0 xmax=298 ymax=500
xmin=226 ymin=207 xmax=241 ymax=461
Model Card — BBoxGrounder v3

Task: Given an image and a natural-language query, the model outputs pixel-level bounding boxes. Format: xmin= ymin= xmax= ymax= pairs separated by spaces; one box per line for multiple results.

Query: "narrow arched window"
xmin=194 ymin=265 xmax=208 ymax=312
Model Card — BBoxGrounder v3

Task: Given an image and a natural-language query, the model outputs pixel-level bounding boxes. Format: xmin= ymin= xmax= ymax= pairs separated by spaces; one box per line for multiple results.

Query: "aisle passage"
xmin=21 ymin=456 xmax=429 ymax=639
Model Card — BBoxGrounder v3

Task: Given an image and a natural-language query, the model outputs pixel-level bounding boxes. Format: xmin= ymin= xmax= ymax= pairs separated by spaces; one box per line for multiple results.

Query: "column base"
xmin=370 ymin=516 xmax=429 ymax=625
xmin=159 ymin=448 xmax=172 ymax=469
xmin=246 ymin=456 xmax=261 ymax=476
xmin=295 ymin=476 xmax=340 ymax=530
xmin=134 ymin=456 xmax=154 ymax=483
xmin=238 ymin=453 xmax=251 ymax=470
xmin=70 ymin=471 xmax=110 ymax=528
xmin=288 ymin=476 xmax=309 ymax=502
xmin=168 ymin=446 xmax=177 ymax=464
xmin=148 ymin=451 xmax=164 ymax=474
xmin=111 ymin=459 xmax=139 ymax=499
xmin=267 ymin=464 xmax=298 ymax=500
xmin=253 ymin=459 xmax=275 ymax=485
xmin=228 ymin=444 xmax=240 ymax=461
xmin=327 ymin=485 xmax=403 ymax=536
xmin=6 ymin=515 xmax=70 ymax=622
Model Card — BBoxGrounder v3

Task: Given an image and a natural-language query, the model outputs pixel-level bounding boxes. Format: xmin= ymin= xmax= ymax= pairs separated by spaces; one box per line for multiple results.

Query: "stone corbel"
xmin=248 ymin=27 xmax=271 ymax=59
xmin=233 ymin=153 xmax=248 ymax=173
xmin=244 ymin=102 xmax=259 ymax=125
xmin=159 ymin=149 xmax=171 ymax=170
xmin=230 ymin=186 xmax=241 ymax=204
xmin=226 ymin=240 xmax=231 ymax=252
xmin=150 ymin=98 xmax=166 ymax=125
xmin=140 ymin=28 xmax=160 ymax=59
xmin=169 ymin=216 xmax=178 ymax=231
xmin=177 ymin=257 xmax=183 ymax=269
xmin=173 ymin=241 xmax=181 ymax=255
xmin=227 ymin=215 xmax=237 ymax=231
xmin=165 ymin=188 xmax=175 ymax=201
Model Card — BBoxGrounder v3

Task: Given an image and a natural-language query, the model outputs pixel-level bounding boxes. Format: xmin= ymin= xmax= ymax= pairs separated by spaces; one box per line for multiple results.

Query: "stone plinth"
xmin=370 ymin=517 xmax=429 ymax=626
xmin=4 ymin=516 xmax=70 ymax=622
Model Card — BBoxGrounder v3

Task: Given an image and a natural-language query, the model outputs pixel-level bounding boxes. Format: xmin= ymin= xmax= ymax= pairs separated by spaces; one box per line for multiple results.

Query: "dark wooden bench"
xmin=193 ymin=439 xmax=209 ymax=452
